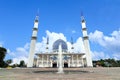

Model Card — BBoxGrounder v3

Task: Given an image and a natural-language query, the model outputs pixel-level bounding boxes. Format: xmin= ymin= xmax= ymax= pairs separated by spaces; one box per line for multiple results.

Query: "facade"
xmin=27 ymin=14 xmax=93 ymax=68
xmin=35 ymin=39 xmax=85 ymax=68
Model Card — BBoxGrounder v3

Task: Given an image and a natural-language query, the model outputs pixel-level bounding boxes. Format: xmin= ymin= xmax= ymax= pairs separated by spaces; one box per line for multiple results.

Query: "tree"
xmin=12 ymin=64 xmax=19 ymax=68
xmin=6 ymin=59 xmax=12 ymax=65
xmin=0 ymin=47 xmax=7 ymax=67
xmin=19 ymin=60 xmax=26 ymax=67
xmin=93 ymin=58 xmax=120 ymax=67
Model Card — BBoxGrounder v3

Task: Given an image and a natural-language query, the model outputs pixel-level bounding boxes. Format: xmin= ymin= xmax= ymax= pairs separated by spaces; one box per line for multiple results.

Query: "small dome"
xmin=53 ymin=39 xmax=68 ymax=52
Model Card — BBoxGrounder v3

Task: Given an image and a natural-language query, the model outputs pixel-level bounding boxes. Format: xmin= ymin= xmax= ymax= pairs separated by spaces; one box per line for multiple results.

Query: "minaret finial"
xmin=81 ymin=11 xmax=83 ymax=17
xmin=35 ymin=9 xmax=39 ymax=22
xmin=81 ymin=11 xmax=85 ymax=22
xmin=71 ymin=37 xmax=74 ymax=49
xmin=37 ymin=8 xmax=39 ymax=16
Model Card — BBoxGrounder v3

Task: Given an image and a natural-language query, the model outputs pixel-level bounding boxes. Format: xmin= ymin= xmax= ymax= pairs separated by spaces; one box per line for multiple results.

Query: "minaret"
xmin=81 ymin=13 xmax=93 ymax=67
xmin=46 ymin=37 xmax=49 ymax=53
xmin=71 ymin=37 xmax=74 ymax=51
xmin=27 ymin=14 xmax=39 ymax=67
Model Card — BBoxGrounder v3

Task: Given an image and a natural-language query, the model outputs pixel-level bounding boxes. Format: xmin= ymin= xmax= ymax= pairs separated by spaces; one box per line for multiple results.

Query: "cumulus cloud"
xmin=89 ymin=30 xmax=105 ymax=46
xmin=7 ymin=43 xmax=30 ymax=64
xmin=12 ymin=56 xmax=28 ymax=65
xmin=73 ymin=37 xmax=85 ymax=53
xmin=91 ymin=51 xmax=110 ymax=60
xmin=113 ymin=53 xmax=120 ymax=60
xmin=89 ymin=29 xmax=120 ymax=60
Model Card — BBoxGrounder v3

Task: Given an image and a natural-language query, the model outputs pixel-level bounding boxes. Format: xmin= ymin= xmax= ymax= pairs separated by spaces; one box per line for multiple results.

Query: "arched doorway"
xmin=64 ymin=63 xmax=68 ymax=68
xmin=53 ymin=63 xmax=57 ymax=68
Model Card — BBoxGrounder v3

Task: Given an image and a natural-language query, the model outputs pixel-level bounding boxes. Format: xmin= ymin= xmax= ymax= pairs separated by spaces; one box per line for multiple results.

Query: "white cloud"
xmin=7 ymin=49 xmax=16 ymax=57
xmin=89 ymin=29 xmax=120 ymax=59
xmin=89 ymin=30 xmax=120 ymax=49
xmin=72 ymin=30 xmax=76 ymax=34
xmin=91 ymin=51 xmax=110 ymax=60
xmin=113 ymin=53 xmax=120 ymax=60
xmin=89 ymin=30 xmax=106 ymax=46
xmin=7 ymin=43 xmax=29 ymax=64
xmin=12 ymin=56 xmax=28 ymax=65
xmin=73 ymin=37 xmax=85 ymax=53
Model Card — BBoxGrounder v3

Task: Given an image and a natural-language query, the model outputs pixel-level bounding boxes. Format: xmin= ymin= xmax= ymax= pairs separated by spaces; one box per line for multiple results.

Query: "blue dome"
xmin=53 ymin=39 xmax=68 ymax=52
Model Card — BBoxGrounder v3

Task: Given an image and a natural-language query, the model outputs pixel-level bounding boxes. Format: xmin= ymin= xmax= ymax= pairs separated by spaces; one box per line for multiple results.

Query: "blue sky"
xmin=0 ymin=0 xmax=120 ymax=63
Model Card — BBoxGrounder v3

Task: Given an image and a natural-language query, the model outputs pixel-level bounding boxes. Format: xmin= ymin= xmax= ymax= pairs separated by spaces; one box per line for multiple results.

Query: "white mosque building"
xmin=27 ymin=14 xmax=93 ymax=68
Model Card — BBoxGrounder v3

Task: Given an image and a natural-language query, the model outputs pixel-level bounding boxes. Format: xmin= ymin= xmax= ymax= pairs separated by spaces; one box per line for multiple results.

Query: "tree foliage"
xmin=0 ymin=47 xmax=7 ymax=67
xmin=6 ymin=59 xmax=12 ymax=65
xmin=19 ymin=60 xmax=26 ymax=67
xmin=93 ymin=58 xmax=120 ymax=67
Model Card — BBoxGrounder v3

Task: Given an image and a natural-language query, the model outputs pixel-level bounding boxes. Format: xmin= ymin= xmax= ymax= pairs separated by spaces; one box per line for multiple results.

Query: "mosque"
xmin=27 ymin=14 xmax=93 ymax=68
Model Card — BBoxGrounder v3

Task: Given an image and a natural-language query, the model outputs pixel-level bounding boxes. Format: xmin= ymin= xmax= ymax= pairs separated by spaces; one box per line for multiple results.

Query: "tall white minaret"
xmin=27 ymin=14 xmax=39 ymax=67
xmin=81 ymin=14 xmax=93 ymax=67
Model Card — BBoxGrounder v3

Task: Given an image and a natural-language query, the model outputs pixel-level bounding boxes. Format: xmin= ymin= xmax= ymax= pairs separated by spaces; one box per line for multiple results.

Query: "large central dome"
xmin=53 ymin=39 xmax=68 ymax=52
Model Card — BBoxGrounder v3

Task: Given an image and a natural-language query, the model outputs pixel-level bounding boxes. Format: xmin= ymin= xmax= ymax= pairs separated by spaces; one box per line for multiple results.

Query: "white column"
xmin=42 ymin=55 xmax=44 ymax=67
xmin=77 ymin=55 xmax=78 ymax=67
xmin=36 ymin=58 xmax=38 ymax=67
xmin=72 ymin=55 xmax=73 ymax=67
xmin=81 ymin=57 xmax=84 ymax=67
xmin=47 ymin=55 xmax=49 ymax=67
xmin=36 ymin=57 xmax=39 ymax=67
xmin=50 ymin=60 xmax=53 ymax=67
xmin=68 ymin=59 xmax=70 ymax=67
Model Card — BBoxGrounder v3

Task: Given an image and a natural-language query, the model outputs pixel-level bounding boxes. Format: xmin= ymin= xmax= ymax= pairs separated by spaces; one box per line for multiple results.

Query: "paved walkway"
xmin=0 ymin=67 xmax=120 ymax=80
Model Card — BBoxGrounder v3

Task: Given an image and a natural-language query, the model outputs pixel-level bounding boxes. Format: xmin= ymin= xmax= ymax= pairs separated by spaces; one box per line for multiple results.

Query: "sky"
xmin=0 ymin=0 xmax=120 ymax=64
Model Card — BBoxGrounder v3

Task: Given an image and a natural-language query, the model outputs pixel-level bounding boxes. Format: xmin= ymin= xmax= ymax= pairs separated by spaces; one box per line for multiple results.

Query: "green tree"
xmin=116 ymin=60 xmax=120 ymax=67
xmin=98 ymin=59 xmax=105 ymax=66
xmin=12 ymin=64 xmax=19 ymax=68
xmin=0 ymin=47 xmax=7 ymax=67
xmin=6 ymin=59 xmax=12 ymax=65
xmin=93 ymin=58 xmax=120 ymax=67
xmin=19 ymin=60 xmax=26 ymax=67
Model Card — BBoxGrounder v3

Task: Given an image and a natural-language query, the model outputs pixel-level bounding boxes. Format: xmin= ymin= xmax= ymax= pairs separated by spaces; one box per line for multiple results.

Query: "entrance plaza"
xmin=0 ymin=67 xmax=120 ymax=80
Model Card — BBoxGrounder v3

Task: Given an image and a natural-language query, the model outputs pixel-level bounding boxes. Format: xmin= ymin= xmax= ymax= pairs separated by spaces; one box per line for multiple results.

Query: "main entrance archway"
xmin=52 ymin=63 xmax=57 ymax=68
xmin=64 ymin=63 xmax=68 ymax=68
